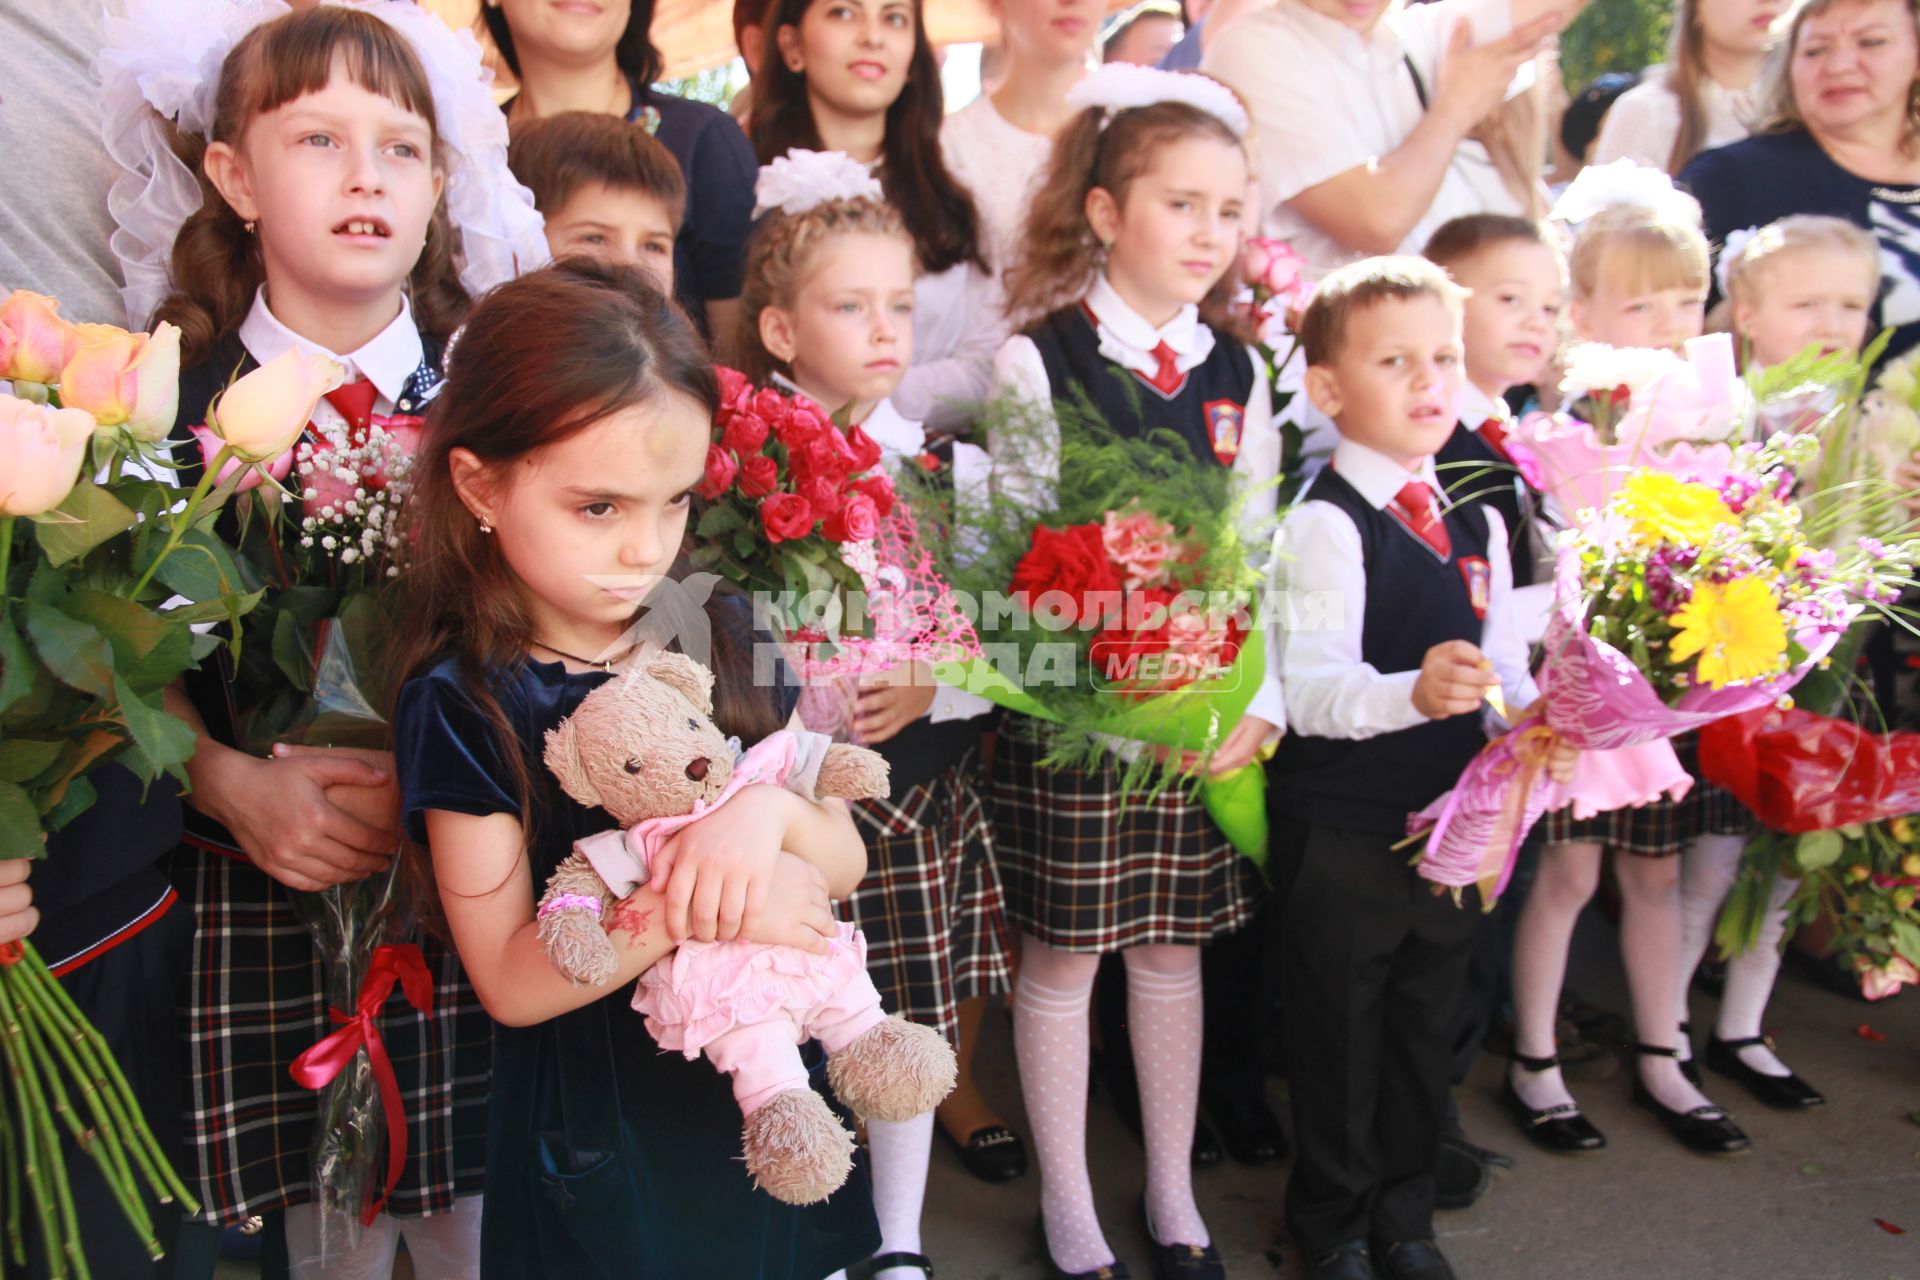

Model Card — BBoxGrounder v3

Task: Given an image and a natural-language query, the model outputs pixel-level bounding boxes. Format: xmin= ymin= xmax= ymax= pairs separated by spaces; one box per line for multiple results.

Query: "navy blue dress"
xmin=395 ymin=654 xmax=879 ymax=1280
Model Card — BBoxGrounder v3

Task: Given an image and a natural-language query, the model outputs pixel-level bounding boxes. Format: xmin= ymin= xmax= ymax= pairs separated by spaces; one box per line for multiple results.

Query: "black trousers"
xmin=1274 ymin=817 xmax=1483 ymax=1254
xmin=6 ymin=899 xmax=193 ymax=1279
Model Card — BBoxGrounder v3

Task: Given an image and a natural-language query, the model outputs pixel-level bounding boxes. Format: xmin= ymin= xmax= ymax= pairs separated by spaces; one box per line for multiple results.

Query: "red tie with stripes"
xmin=1393 ymin=480 xmax=1451 ymax=559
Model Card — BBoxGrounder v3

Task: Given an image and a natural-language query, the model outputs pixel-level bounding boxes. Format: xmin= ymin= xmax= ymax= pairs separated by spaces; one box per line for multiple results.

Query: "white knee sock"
xmin=867 ymin=1112 xmax=935 ymax=1275
xmin=1716 ymin=874 xmax=1797 ymax=1077
xmin=1677 ymin=834 xmax=1749 ymax=1064
xmin=1013 ymin=936 xmax=1112 ymax=1273
xmin=1508 ymin=842 xmax=1600 ymax=1113
xmin=1123 ymin=944 xmax=1209 ymax=1248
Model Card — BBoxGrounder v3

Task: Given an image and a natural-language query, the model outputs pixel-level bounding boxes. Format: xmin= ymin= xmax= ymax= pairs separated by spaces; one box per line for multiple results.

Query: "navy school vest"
xmin=1023 ymin=303 xmax=1254 ymax=468
xmin=1268 ymin=467 xmax=1495 ymax=835
xmin=1434 ymin=422 xmax=1536 ymax=588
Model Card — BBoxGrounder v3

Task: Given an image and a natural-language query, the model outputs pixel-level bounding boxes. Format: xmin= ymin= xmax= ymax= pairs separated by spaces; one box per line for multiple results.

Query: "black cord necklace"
xmin=531 ymin=639 xmax=633 ymax=671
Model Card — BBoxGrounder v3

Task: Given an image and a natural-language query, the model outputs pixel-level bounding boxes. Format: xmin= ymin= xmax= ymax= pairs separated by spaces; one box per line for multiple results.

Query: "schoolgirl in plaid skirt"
xmin=980 ymin=65 xmax=1285 ymax=1278
xmin=121 ymin=8 xmax=531 ymax=1264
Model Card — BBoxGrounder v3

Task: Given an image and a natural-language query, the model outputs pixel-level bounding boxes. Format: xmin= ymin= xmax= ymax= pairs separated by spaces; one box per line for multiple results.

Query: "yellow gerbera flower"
xmin=1666 ymin=578 xmax=1789 ymax=688
xmin=1617 ymin=471 xmax=1737 ymax=546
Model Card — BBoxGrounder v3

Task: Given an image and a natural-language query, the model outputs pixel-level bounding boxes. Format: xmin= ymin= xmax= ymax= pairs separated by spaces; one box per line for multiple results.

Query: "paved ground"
xmin=218 ymin=905 xmax=1919 ymax=1280
xmin=918 ymin=906 xmax=1920 ymax=1280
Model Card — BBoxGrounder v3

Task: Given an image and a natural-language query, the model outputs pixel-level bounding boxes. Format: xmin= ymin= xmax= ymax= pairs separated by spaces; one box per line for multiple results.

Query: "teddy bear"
xmin=535 ymin=649 xmax=957 ymax=1205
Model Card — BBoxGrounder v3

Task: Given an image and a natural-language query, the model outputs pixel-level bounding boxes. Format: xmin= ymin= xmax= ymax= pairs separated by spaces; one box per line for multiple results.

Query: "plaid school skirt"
xmin=990 ymin=723 xmax=1263 ymax=952
xmin=1540 ymin=731 xmax=1748 ymax=857
xmin=840 ymin=751 xmax=1014 ymax=1045
xmin=172 ymin=839 xmax=491 ymax=1224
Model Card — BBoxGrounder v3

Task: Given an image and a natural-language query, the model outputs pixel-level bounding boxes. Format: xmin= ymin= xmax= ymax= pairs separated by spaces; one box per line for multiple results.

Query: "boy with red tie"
xmin=1266 ymin=256 xmax=1574 ymax=1280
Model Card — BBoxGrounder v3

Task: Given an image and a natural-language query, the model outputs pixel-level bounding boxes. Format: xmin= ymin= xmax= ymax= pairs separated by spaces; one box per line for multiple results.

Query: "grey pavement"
xmin=918 ymin=906 xmax=1920 ymax=1280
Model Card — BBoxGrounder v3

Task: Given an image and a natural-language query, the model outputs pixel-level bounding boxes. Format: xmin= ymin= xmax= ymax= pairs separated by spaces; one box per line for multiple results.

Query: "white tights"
xmin=1678 ymin=833 xmax=1799 ymax=1077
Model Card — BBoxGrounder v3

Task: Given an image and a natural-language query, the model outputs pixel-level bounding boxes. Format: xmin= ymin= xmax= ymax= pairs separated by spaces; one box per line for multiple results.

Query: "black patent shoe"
xmin=1503 ymin=1053 xmax=1606 ymax=1153
xmin=947 ymin=1123 xmax=1028 ymax=1182
xmin=1301 ymin=1241 xmax=1375 ymax=1280
xmin=868 ymin=1252 xmax=934 ymax=1277
xmin=1139 ymin=1198 xmax=1224 ymax=1280
xmin=1371 ymin=1239 xmax=1459 ymax=1280
xmin=1631 ymin=1044 xmax=1751 ymax=1155
xmin=1707 ymin=1035 xmax=1827 ymax=1109
xmin=1037 ymin=1214 xmax=1131 ymax=1280
xmin=1677 ymin=1021 xmax=1702 ymax=1087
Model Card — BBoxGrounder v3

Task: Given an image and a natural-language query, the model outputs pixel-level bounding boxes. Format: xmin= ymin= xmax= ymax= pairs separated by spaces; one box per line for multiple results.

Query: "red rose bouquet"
xmin=687 ymin=371 xmax=979 ymax=728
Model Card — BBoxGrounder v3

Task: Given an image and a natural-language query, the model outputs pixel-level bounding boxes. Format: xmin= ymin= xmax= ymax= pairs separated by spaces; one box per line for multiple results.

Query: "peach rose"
xmin=0 ymin=393 xmax=94 ymax=515
xmin=189 ymin=423 xmax=293 ymax=493
xmin=207 ymin=348 xmax=344 ymax=461
xmin=58 ymin=321 xmax=182 ymax=442
xmin=0 ymin=291 xmax=80 ymax=387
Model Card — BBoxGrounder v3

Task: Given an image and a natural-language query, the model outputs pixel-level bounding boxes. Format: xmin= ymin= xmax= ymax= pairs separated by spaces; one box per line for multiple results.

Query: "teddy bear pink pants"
xmin=702 ymin=967 xmax=889 ymax=1114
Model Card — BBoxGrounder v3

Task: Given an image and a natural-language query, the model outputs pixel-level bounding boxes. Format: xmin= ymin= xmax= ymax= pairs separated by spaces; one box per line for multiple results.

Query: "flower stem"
xmin=0 ymin=516 xmax=15 ymax=601
xmin=128 ymin=445 xmax=232 ymax=598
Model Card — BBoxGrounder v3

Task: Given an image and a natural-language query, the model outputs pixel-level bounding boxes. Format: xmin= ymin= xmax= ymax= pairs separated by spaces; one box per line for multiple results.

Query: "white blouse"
xmin=1592 ymin=70 xmax=1756 ymax=173
xmin=939 ymin=94 xmax=1056 ymax=279
xmin=1203 ymin=0 xmax=1524 ymax=274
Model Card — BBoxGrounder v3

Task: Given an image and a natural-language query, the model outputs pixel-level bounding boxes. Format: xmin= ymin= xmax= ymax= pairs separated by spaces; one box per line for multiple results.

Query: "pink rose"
xmin=0 ymin=393 xmax=93 ymax=515
xmin=738 ymin=452 xmax=779 ymax=497
xmin=1101 ymin=509 xmax=1176 ymax=588
xmin=0 ymin=291 xmax=80 ymax=386
xmin=190 ymin=422 xmax=294 ymax=494
xmin=696 ymin=444 xmax=739 ymax=500
xmin=722 ymin=410 xmax=771 ymax=457
xmin=759 ymin=492 xmax=815 ymax=542
xmin=1243 ymin=238 xmax=1306 ymax=302
xmin=1858 ymin=955 xmax=1919 ymax=1001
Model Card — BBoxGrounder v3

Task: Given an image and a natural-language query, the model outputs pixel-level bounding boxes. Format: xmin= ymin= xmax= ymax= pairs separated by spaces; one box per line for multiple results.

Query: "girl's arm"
xmin=650 ymin=784 xmax=868 ymax=943
xmin=425 ymin=806 xmax=840 ymax=1027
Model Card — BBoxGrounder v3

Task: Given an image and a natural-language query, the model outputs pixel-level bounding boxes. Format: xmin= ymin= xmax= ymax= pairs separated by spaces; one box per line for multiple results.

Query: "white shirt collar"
xmin=1084 ymin=275 xmax=1216 ymax=376
xmin=1459 ymin=383 xmax=1510 ymax=430
xmin=1331 ymin=435 xmax=1442 ymax=510
xmin=237 ymin=288 xmax=424 ymax=408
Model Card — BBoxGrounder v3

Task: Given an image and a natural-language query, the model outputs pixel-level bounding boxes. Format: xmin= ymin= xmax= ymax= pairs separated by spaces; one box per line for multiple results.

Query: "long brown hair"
xmin=387 ymin=259 xmax=719 ymax=928
xmin=1004 ymin=97 xmax=1253 ymax=340
xmin=1666 ymin=0 xmax=1716 ymax=174
xmin=750 ymin=0 xmax=986 ymax=276
xmin=153 ymin=7 xmax=469 ymax=362
xmin=734 ymin=196 xmax=914 ymax=383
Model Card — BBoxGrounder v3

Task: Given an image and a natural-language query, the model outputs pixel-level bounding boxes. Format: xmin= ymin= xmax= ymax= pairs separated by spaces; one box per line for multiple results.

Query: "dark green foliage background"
xmin=1560 ymin=0 xmax=1676 ymax=91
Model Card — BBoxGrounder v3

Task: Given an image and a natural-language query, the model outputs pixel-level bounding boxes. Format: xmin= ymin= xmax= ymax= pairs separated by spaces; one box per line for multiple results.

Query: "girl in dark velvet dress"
xmin=389 ymin=259 xmax=879 ymax=1279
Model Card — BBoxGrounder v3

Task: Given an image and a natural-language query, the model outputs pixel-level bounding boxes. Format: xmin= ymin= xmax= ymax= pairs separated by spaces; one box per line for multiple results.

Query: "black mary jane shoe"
xmin=1037 ymin=1214 xmax=1131 ymax=1280
xmin=868 ymin=1252 xmax=935 ymax=1277
xmin=1631 ymin=1044 xmax=1751 ymax=1155
xmin=1676 ymin=1021 xmax=1702 ymax=1087
xmin=1502 ymin=1052 xmax=1606 ymax=1153
xmin=1139 ymin=1198 xmax=1225 ymax=1280
xmin=1301 ymin=1241 xmax=1375 ymax=1280
xmin=1370 ymin=1239 xmax=1458 ymax=1280
xmin=947 ymin=1122 xmax=1028 ymax=1182
xmin=1706 ymin=1035 xmax=1827 ymax=1109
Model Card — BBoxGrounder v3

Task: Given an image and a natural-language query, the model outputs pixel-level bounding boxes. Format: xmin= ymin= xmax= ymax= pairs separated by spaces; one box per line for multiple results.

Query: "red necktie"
xmin=1392 ymin=480 xmax=1451 ymax=559
xmin=1477 ymin=415 xmax=1512 ymax=463
xmin=1145 ymin=340 xmax=1183 ymax=396
xmin=323 ymin=377 xmax=379 ymax=445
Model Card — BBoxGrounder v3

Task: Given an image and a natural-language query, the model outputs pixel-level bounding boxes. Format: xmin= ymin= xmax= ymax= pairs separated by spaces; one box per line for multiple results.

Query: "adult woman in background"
xmin=487 ymin=0 xmax=758 ymax=342
xmin=1594 ymin=0 xmax=1780 ymax=172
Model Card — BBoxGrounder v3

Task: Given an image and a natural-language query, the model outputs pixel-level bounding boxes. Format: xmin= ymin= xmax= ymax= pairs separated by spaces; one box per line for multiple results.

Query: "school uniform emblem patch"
xmin=1203 ymin=398 xmax=1244 ymax=465
xmin=1458 ymin=556 xmax=1492 ymax=620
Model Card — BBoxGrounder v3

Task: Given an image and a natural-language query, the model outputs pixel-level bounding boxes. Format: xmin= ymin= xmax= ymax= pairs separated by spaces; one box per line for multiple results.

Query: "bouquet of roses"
xmin=686 ymin=370 xmax=979 ymax=735
xmin=0 ymin=287 xmax=335 ymax=1275
xmin=1410 ymin=427 xmax=1919 ymax=905
xmin=916 ymin=396 xmax=1273 ymax=859
xmin=183 ymin=354 xmax=436 ymax=1257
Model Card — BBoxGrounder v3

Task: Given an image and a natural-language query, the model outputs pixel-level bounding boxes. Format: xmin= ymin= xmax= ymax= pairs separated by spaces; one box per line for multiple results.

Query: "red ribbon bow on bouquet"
xmin=288 ymin=943 xmax=435 ymax=1224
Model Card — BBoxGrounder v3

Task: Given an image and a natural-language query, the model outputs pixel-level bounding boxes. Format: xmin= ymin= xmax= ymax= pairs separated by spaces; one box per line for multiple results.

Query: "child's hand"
xmin=0 ymin=859 xmax=36 ymax=946
xmin=738 ymin=853 xmax=838 ymax=956
xmin=1544 ymin=734 xmax=1579 ymax=784
xmin=1207 ymin=715 xmax=1278 ymax=775
xmin=854 ymin=663 xmax=937 ymax=744
xmin=205 ymin=746 xmax=396 ymax=891
xmin=1412 ymin=641 xmax=1498 ymax=719
xmin=653 ymin=785 xmax=796 ymax=944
